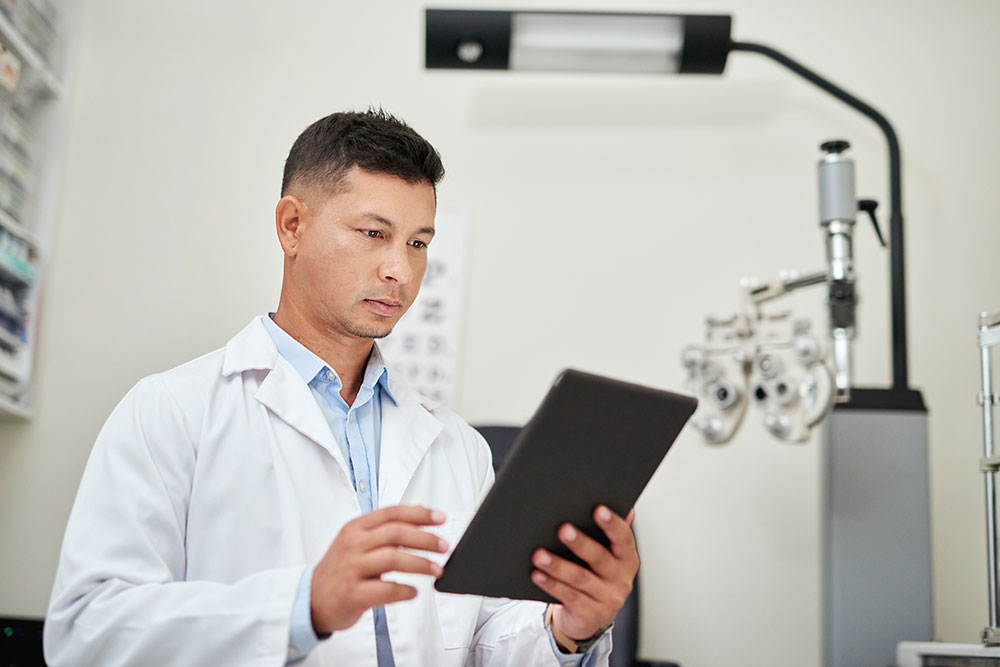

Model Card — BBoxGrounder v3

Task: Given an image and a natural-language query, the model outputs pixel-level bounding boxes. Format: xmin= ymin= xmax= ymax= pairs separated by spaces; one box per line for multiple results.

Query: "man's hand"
xmin=310 ymin=505 xmax=448 ymax=635
xmin=531 ymin=506 xmax=640 ymax=644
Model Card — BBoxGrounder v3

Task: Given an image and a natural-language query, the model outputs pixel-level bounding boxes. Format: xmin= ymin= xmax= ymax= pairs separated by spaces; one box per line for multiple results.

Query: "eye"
xmin=363 ymin=230 xmax=384 ymax=239
xmin=409 ymin=239 xmax=428 ymax=250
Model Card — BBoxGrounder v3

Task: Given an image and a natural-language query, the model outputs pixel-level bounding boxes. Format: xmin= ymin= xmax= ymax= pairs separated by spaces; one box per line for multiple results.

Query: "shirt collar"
xmin=261 ymin=313 xmax=397 ymax=405
xmin=364 ymin=343 xmax=397 ymax=404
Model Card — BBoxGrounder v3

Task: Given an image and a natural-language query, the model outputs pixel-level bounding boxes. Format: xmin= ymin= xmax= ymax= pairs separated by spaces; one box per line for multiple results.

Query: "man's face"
xmin=289 ymin=166 xmax=436 ymax=340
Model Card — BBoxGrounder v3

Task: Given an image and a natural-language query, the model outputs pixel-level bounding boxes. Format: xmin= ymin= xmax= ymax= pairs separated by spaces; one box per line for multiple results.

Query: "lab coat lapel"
xmin=255 ymin=362 xmax=348 ymax=465
xmin=223 ymin=318 xmax=350 ymax=475
xmin=379 ymin=381 xmax=443 ymax=507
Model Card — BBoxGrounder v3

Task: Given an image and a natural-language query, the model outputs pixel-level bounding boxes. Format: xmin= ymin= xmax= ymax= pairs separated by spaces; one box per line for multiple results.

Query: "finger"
xmin=532 ymin=548 xmax=606 ymax=602
xmin=354 ymin=505 xmax=446 ymax=529
xmin=531 ymin=569 xmax=601 ymax=610
xmin=594 ymin=506 xmax=638 ymax=561
xmin=553 ymin=522 xmax=619 ymax=580
xmin=358 ymin=546 xmax=444 ymax=579
xmin=362 ymin=522 xmax=449 ymax=554
xmin=353 ymin=580 xmax=420 ymax=608
xmin=625 ymin=508 xmax=636 ymax=527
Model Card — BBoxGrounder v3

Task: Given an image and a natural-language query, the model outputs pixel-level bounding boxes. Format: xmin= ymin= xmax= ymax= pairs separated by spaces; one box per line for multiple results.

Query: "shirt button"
xmin=348 ymin=412 xmax=356 ymax=423
xmin=288 ymin=646 xmax=300 ymax=659
xmin=325 ymin=369 xmax=336 ymax=381
xmin=358 ymin=480 xmax=367 ymax=493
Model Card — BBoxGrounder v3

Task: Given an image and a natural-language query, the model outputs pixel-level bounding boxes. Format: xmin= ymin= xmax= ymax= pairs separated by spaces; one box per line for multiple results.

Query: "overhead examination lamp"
xmin=424 ymin=9 xmax=920 ymax=411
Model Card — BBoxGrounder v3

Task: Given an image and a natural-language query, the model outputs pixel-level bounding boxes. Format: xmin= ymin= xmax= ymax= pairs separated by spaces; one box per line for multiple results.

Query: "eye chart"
xmin=379 ymin=206 xmax=467 ymax=408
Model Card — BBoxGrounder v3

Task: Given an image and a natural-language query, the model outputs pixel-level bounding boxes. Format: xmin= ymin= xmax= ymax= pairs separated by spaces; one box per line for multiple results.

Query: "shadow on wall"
xmin=466 ymin=79 xmax=786 ymax=129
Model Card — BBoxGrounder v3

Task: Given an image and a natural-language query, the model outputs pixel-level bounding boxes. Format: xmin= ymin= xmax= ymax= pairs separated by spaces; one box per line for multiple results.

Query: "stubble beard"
xmin=346 ymin=323 xmax=394 ymax=339
xmin=335 ymin=298 xmax=411 ymax=340
xmin=339 ymin=310 xmax=400 ymax=340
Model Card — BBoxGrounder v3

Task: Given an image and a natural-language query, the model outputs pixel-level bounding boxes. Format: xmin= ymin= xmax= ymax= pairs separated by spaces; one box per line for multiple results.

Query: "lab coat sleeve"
xmin=44 ymin=375 xmax=302 ymax=667
xmin=469 ymin=598 xmax=612 ymax=667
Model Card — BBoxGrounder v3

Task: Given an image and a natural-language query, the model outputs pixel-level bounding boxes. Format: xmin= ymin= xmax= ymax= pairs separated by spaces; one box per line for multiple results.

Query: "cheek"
xmin=301 ymin=236 xmax=358 ymax=284
xmin=411 ymin=257 xmax=429 ymax=285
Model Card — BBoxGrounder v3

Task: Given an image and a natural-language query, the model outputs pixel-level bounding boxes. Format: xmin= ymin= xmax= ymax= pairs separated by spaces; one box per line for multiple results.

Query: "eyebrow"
xmin=361 ymin=212 xmax=435 ymax=236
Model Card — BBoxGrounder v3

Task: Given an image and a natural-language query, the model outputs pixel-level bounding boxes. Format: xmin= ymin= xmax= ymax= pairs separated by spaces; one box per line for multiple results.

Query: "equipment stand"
xmin=979 ymin=312 xmax=1000 ymax=644
xmin=895 ymin=311 xmax=1000 ymax=666
xmin=823 ymin=388 xmax=931 ymax=667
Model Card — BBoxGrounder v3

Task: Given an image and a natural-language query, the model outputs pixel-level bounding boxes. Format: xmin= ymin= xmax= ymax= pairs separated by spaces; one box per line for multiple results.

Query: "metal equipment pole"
xmin=980 ymin=312 xmax=1000 ymax=644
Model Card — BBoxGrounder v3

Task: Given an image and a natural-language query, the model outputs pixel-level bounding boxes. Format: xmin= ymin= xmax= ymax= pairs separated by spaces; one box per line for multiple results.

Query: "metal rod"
xmin=783 ymin=270 xmax=827 ymax=291
xmin=730 ymin=40 xmax=909 ymax=392
xmin=982 ymin=322 xmax=999 ymax=632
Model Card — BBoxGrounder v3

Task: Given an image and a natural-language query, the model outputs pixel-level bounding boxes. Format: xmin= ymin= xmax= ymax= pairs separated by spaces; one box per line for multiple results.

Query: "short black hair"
xmin=281 ymin=108 xmax=445 ymax=198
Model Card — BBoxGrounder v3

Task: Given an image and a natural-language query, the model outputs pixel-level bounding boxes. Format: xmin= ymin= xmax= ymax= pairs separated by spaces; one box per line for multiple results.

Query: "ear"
xmin=275 ymin=195 xmax=308 ymax=257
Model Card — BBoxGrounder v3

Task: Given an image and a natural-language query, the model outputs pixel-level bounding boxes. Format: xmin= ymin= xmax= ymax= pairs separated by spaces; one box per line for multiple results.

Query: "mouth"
xmin=364 ymin=298 xmax=403 ymax=316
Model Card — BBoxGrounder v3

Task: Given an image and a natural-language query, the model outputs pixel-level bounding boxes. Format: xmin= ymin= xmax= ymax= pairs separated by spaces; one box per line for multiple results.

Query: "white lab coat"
xmin=44 ymin=317 xmax=612 ymax=667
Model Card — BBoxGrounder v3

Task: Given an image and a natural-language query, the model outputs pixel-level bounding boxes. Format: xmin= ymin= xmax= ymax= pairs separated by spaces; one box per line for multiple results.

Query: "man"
xmin=44 ymin=109 xmax=639 ymax=666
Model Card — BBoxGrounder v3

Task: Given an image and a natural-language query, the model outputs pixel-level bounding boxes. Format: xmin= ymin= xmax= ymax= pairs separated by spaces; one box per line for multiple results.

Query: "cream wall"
xmin=0 ymin=1 xmax=998 ymax=665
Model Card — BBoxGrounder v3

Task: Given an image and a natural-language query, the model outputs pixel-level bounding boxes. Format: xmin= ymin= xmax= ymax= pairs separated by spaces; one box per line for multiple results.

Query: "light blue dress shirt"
xmin=263 ymin=315 xmax=397 ymax=666
xmin=264 ymin=315 xmax=595 ymax=666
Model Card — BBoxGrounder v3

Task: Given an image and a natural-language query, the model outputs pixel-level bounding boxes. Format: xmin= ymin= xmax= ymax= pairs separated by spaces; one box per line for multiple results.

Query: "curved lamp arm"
xmin=729 ymin=40 xmax=909 ymax=392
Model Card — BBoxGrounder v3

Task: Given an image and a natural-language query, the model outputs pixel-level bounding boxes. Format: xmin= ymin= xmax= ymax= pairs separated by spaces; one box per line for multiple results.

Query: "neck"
xmin=272 ymin=297 xmax=372 ymax=405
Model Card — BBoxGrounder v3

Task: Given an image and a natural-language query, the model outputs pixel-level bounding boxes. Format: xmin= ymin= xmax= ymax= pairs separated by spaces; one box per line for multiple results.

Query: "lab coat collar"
xmin=372 ymin=357 xmax=444 ymax=507
xmin=378 ymin=380 xmax=443 ymax=507
xmin=258 ymin=314 xmax=398 ymax=407
xmin=222 ymin=318 xmax=348 ymax=472
xmin=259 ymin=313 xmax=328 ymax=387
xmin=222 ymin=318 xmax=443 ymax=500
xmin=221 ymin=317 xmax=280 ymax=376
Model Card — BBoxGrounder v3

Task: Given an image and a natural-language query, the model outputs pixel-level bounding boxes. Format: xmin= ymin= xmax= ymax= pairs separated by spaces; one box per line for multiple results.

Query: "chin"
xmin=346 ymin=323 xmax=395 ymax=340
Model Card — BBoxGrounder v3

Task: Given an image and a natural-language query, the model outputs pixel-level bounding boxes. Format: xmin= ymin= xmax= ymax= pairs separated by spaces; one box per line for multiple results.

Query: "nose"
xmin=378 ymin=242 xmax=413 ymax=284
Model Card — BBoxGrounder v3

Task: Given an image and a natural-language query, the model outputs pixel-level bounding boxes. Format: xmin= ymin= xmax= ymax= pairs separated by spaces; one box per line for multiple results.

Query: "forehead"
xmin=313 ymin=167 xmax=436 ymax=222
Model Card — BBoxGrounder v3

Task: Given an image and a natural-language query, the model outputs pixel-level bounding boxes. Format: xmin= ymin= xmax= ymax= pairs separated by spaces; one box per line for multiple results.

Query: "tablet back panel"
xmin=435 ymin=368 xmax=697 ymax=602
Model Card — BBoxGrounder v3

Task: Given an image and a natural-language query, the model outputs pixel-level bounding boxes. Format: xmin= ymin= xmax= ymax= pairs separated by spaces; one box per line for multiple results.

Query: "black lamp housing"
xmin=425 ymin=9 xmax=731 ymax=74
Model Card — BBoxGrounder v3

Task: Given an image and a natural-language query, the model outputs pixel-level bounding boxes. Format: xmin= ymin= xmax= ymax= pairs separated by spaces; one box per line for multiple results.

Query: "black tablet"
xmin=434 ymin=368 xmax=698 ymax=602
